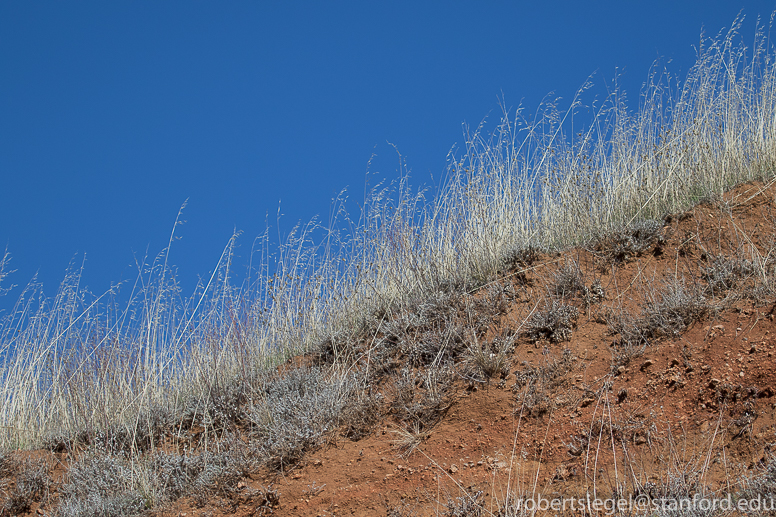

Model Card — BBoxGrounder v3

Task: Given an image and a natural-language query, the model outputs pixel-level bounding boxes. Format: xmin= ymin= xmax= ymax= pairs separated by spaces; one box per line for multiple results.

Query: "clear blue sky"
xmin=1 ymin=1 xmax=775 ymax=301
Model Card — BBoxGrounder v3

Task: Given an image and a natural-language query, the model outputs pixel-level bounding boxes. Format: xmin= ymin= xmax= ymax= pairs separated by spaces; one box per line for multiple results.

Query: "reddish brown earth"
xmin=5 ymin=179 xmax=776 ymax=516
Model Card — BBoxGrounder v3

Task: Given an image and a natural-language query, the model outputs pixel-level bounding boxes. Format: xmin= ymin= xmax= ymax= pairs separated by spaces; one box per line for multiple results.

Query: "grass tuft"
xmin=461 ymin=335 xmax=513 ymax=384
xmin=390 ymin=422 xmax=430 ymax=458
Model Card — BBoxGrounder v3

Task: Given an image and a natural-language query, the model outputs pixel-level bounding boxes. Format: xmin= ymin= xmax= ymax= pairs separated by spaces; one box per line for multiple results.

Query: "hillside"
xmin=160 ymin=179 xmax=776 ymax=516
xmin=4 ymin=179 xmax=776 ymax=516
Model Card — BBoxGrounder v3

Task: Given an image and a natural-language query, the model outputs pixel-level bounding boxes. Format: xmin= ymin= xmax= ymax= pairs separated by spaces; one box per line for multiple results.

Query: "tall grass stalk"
xmin=1 ymin=16 xmax=776 ymax=450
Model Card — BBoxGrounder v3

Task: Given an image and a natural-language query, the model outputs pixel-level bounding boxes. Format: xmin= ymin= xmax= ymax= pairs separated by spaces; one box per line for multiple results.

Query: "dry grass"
xmin=461 ymin=331 xmax=514 ymax=384
xmin=1 ymin=13 xmax=776 ymax=516
xmin=390 ymin=422 xmax=431 ymax=459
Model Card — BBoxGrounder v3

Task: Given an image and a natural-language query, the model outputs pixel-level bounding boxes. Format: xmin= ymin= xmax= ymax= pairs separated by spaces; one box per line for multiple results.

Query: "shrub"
xmin=593 ymin=219 xmax=664 ymax=265
xmin=608 ymin=277 xmax=710 ymax=349
xmin=551 ymin=259 xmax=586 ymax=299
xmin=340 ymin=388 xmax=384 ymax=441
xmin=701 ymin=253 xmax=755 ymax=295
xmin=444 ymin=488 xmax=484 ymax=517
xmin=500 ymin=246 xmax=541 ymax=284
xmin=56 ymin=451 xmax=146 ymax=517
xmin=513 ymin=348 xmax=576 ymax=416
xmin=2 ymin=458 xmax=52 ymax=516
xmin=389 ymin=365 xmax=455 ymax=432
xmin=149 ymin=448 xmax=249 ymax=506
xmin=523 ymin=301 xmax=578 ymax=343
xmin=248 ymin=367 xmax=353 ymax=470
xmin=641 ymin=278 xmax=710 ymax=338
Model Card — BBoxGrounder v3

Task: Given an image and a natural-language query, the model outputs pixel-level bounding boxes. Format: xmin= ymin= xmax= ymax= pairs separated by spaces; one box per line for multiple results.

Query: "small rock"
xmin=634 ymin=435 xmax=646 ymax=445
xmin=580 ymin=398 xmax=595 ymax=408
xmin=641 ymin=359 xmax=654 ymax=370
xmin=449 ymin=464 xmax=458 ymax=474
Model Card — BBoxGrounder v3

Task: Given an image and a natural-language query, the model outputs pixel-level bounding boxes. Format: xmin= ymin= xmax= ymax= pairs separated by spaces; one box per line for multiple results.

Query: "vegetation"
xmin=2 ymin=14 xmax=776 ymax=516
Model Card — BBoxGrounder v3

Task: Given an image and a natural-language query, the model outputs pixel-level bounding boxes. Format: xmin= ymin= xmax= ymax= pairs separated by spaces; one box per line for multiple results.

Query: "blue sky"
xmin=1 ymin=1 xmax=775 ymax=301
